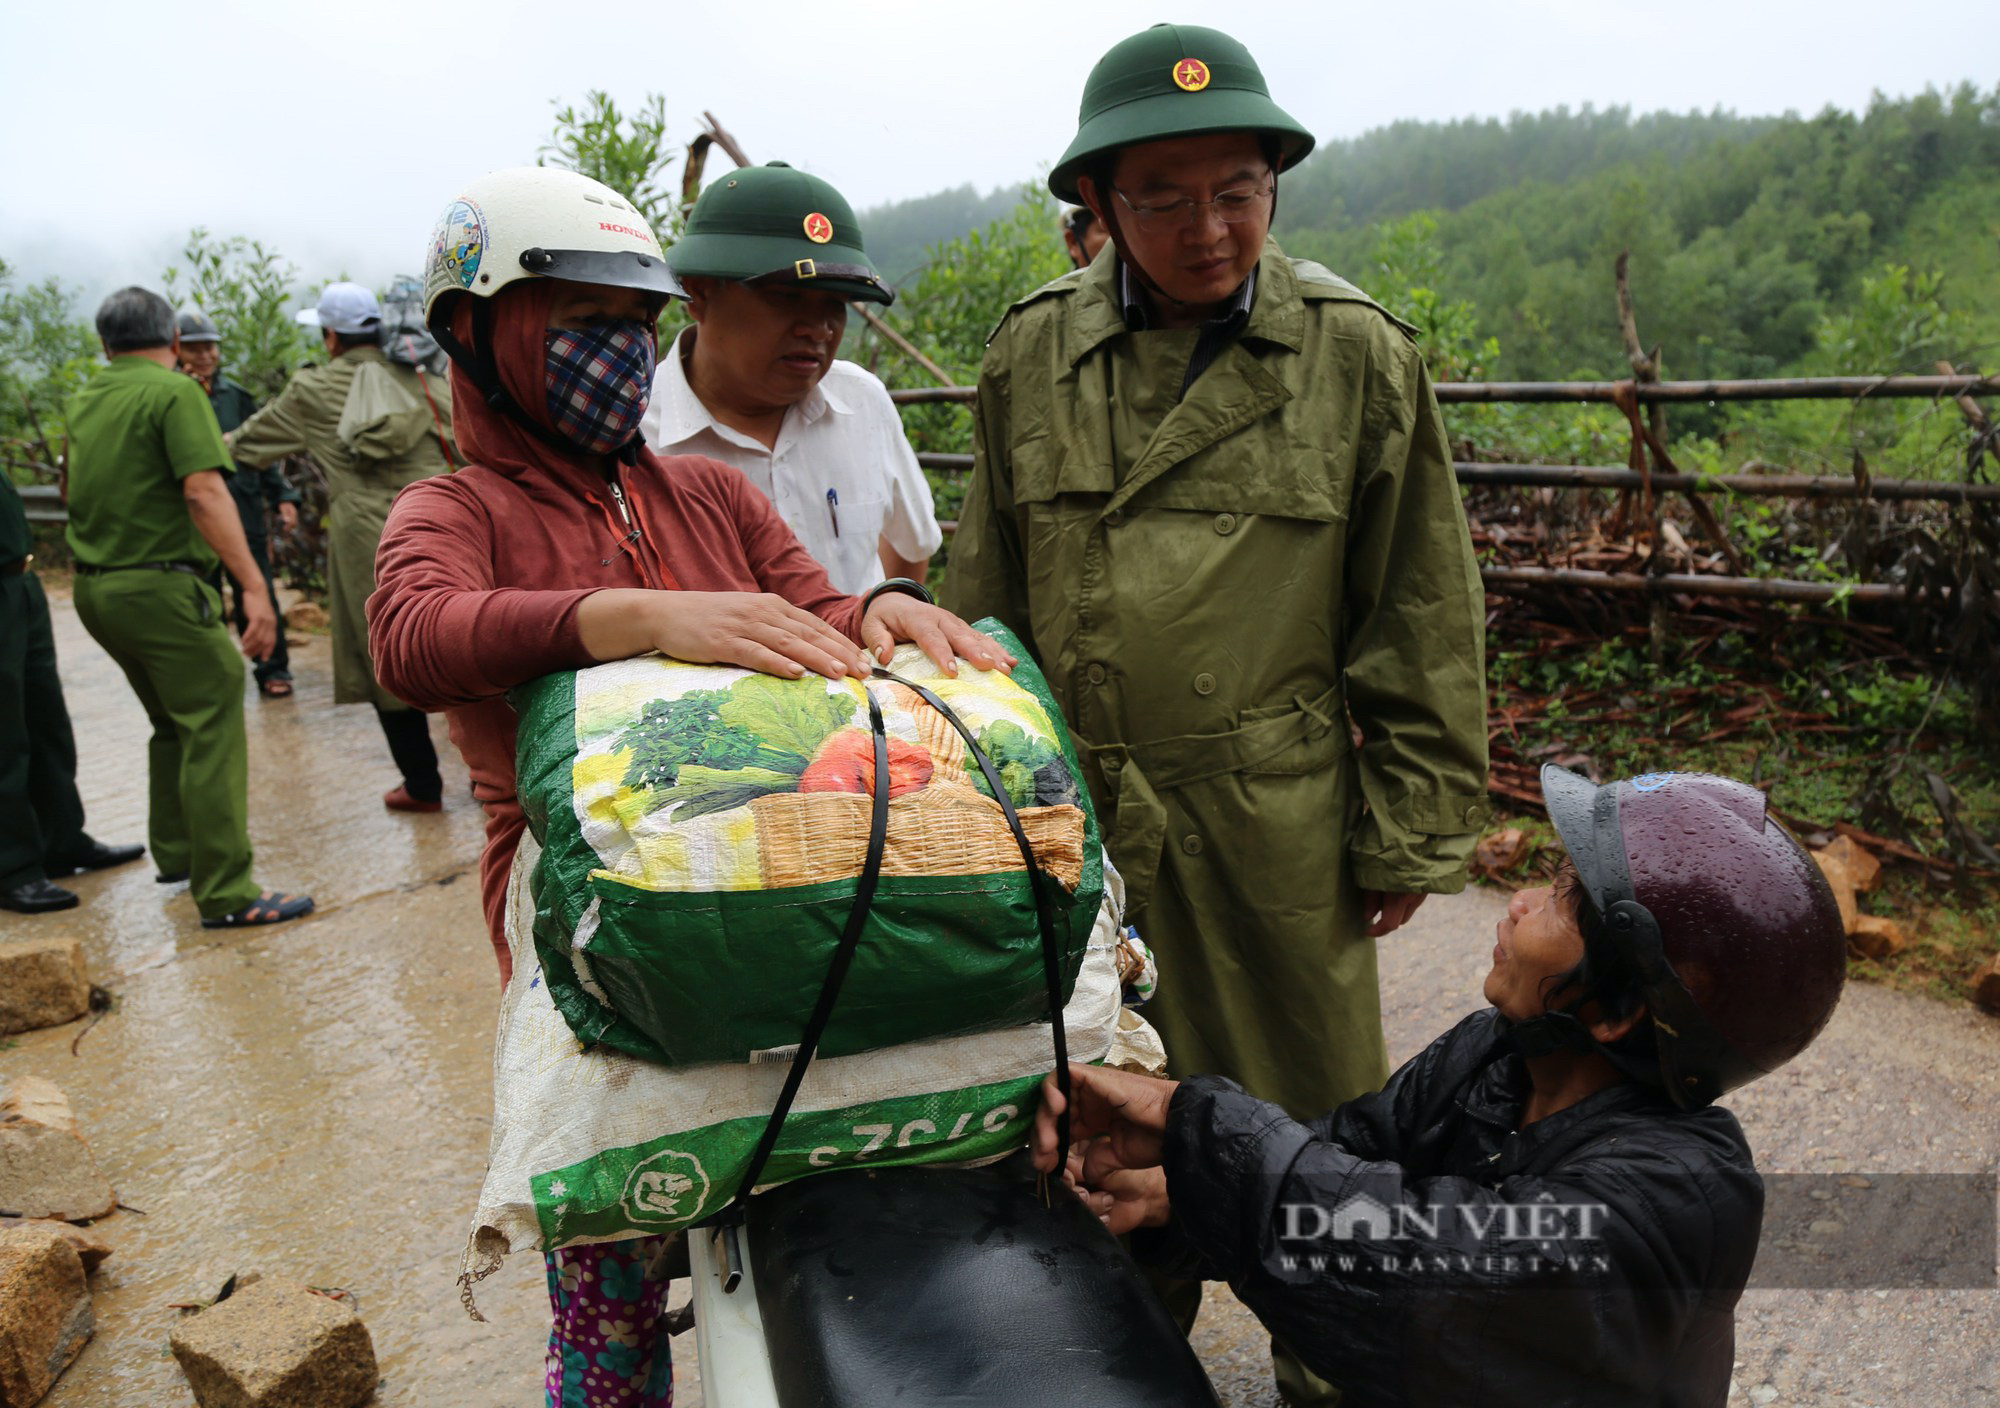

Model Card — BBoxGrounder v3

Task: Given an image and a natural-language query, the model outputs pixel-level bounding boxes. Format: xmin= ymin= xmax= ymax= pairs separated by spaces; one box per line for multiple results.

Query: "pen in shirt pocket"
xmin=826 ymin=488 xmax=840 ymax=538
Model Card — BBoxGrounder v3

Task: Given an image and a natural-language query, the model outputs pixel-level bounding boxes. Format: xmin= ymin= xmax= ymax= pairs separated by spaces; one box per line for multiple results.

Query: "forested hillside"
xmin=1274 ymin=86 xmax=1999 ymax=383
xmin=855 ymin=85 xmax=1999 ymax=478
xmin=862 ymin=88 xmax=1998 ymax=376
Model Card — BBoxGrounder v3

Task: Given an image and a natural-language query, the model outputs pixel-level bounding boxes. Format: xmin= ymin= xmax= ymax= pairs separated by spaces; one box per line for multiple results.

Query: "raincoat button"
xmin=1182 ymin=834 xmax=1204 ymax=855
xmin=1465 ymin=804 xmax=1483 ymax=825
xmin=1194 ymin=672 xmax=1216 ymax=695
xmin=1105 ymin=508 xmax=1125 ymax=527
xmin=1213 ymin=513 xmax=1236 ymax=535
xmin=1086 ymin=662 xmax=1108 ymax=685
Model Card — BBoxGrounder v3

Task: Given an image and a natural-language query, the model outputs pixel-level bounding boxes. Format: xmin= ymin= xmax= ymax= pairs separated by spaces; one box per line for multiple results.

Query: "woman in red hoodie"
xmin=368 ymin=167 xmax=1009 ymax=1407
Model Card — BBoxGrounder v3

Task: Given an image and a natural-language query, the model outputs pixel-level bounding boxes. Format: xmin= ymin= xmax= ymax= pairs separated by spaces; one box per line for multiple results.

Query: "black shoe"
xmin=156 ymin=870 xmax=190 ymax=884
xmin=0 ymin=878 xmax=80 ymax=914
xmin=51 ymin=837 xmax=146 ymax=875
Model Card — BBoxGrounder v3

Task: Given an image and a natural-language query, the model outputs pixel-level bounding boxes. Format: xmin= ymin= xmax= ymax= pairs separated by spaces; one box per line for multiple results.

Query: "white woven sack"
xmin=461 ymin=833 xmax=1125 ymax=1310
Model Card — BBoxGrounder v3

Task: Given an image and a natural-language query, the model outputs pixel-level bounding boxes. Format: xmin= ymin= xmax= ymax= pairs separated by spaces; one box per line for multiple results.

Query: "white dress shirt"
xmin=641 ymin=330 xmax=944 ymax=596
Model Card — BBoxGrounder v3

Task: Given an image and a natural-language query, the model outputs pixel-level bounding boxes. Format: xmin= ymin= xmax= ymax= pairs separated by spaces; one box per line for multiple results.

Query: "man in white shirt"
xmin=645 ymin=162 xmax=941 ymax=594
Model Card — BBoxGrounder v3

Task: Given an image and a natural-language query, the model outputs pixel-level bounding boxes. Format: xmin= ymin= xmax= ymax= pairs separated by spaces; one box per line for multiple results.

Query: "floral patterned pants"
xmin=545 ymin=1237 xmax=676 ymax=1406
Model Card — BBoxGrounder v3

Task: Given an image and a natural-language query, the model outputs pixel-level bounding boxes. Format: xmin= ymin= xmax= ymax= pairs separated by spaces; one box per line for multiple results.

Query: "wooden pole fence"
xmin=893 ymin=374 xmax=2000 ymax=408
xmin=1481 ymin=565 xmax=1906 ymax=605
xmin=924 ymin=521 xmax=1917 ymax=605
xmin=1455 ymin=463 xmax=2000 ymax=503
xmin=1435 ymin=374 xmax=2000 ymax=405
xmin=914 ymin=452 xmax=2000 ymax=504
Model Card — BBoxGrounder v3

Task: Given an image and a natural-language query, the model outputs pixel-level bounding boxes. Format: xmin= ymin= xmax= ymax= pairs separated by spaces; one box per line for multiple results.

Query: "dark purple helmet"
xmin=1538 ymin=765 xmax=1847 ymax=1109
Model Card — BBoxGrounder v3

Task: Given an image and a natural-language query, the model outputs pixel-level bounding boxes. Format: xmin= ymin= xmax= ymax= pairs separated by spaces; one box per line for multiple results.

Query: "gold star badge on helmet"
xmin=1172 ymin=58 xmax=1211 ymax=92
xmin=803 ymin=212 xmax=834 ymax=243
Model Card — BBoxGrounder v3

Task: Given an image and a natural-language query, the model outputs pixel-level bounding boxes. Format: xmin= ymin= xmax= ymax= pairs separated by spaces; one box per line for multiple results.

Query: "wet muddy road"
xmin=5 ymin=586 xmax=1995 ymax=1406
xmin=7 ymin=590 xmax=550 ymax=1405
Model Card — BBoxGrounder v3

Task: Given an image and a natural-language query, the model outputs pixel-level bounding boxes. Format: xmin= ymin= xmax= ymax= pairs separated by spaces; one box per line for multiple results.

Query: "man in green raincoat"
xmin=230 ymin=282 xmax=456 ymax=812
xmin=943 ymin=26 xmax=1489 ymax=1400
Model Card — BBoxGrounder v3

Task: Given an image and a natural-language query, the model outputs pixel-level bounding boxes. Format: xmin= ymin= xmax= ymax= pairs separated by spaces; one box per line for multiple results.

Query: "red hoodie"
xmin=367 ymin=282 xmax=862 ymax=978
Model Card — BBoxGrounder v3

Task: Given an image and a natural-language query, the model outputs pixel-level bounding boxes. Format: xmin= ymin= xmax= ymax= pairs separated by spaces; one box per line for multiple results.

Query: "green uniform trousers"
xmin=0 ymin=572 xmax=86 ymax=887
xmin=73 ymin=569 xmax=259 ymax=918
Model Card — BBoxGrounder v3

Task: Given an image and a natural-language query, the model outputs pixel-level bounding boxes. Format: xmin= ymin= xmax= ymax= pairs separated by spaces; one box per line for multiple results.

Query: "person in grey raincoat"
xmin=943 ymin=26 xmax=1490 ymax=1401
xmin=230 ymin=281 xmax=456 ymax=811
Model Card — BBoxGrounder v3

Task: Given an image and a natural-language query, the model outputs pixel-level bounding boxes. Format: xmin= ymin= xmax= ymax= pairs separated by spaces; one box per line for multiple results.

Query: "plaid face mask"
xmin=544 ymin=322 xmax=657 ymax=454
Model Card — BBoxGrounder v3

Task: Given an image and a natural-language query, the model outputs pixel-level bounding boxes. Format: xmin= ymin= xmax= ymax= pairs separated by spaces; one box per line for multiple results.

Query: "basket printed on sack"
xmin=513 ymin=620 xmax=1104 ymax=1067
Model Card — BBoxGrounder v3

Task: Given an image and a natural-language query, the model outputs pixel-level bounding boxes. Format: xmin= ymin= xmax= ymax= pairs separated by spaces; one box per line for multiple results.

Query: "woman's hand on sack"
xmin=580 ymin=588 xmax=868 ymax=681
xmin=860 ymin=595 xmax=1017 ymax=678
xmin=1033 ymin=1063 xmax=1177 ymax=1177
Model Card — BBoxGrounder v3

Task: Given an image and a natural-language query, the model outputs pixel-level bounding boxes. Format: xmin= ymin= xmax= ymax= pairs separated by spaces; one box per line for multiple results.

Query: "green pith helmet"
xmin=1049 ymin=24 xmax=1315 ymax=204
xmin=668 ymin=162 xmax=893 ymax=306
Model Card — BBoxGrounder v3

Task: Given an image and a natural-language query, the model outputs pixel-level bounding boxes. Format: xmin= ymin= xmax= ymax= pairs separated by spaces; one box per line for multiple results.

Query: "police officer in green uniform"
xmin=0 ymin=475 xmax=144 ymax=913
xmin=943 ymin=26 xmax=1489 ymax=1403
xmin=176 ymin=309 xmax=301 ymax=697
xmin=65 ymin=287 xmax=313 ymax=928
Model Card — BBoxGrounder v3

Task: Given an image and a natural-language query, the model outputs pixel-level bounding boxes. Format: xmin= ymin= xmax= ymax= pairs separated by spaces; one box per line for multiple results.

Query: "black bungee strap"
xmin=874 ymin=667 xmax=1073 ymax=1172
xmin=716 ymin=669 xmax=1076 ymax=1239
xmin=722 ymin=687 xmax=894 ymax=1225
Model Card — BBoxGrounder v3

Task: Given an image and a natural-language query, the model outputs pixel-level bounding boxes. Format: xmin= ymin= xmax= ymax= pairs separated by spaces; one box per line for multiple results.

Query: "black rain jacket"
xmin=1136 ymin=1008 xmax=1761 ymax=1407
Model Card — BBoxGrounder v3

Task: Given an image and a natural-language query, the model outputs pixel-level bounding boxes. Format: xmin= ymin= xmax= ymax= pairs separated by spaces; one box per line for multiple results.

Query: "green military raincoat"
xmin=231 ymin=345 xmax=455 ymax=709
xmin=205 ymin=371 xmax=301 ymax=547
xmin=944 ymin=241 xmax=1490 ymax=1118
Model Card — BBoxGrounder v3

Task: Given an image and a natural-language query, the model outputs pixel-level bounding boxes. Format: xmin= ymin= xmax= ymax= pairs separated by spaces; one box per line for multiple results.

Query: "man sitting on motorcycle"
xmin=1034 ymin=765 xmax=1848 ymax=1407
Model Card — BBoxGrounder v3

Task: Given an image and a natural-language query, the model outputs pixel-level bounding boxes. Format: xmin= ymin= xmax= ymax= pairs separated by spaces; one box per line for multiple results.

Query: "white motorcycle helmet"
xmin=421 ymin=166 xmax=684 ymax=441
xmin=422 ymin=165 xmax=683 ymax=327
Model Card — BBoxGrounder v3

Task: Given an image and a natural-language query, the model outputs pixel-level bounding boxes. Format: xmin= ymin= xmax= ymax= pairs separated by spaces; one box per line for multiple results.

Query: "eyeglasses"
xmin=1112 ymin=180 xmax=1274 ymax=233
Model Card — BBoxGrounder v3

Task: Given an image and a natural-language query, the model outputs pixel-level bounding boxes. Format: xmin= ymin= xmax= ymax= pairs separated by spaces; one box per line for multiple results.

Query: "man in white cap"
xmin=229 ymin=281 xmax=457 ymax=812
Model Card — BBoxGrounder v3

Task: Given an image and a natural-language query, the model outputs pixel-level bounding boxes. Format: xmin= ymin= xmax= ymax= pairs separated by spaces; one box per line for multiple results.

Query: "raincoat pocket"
xmin=1010 ymin=435 xmax=1114 ymax=505
xmin=1140 ymin=447 xmax=1347 ymax=524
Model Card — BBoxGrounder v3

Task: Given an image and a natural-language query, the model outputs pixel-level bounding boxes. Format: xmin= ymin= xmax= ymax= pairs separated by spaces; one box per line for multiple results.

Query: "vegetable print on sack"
xmin=512 ymin=619 xmax=1104 ymax=1068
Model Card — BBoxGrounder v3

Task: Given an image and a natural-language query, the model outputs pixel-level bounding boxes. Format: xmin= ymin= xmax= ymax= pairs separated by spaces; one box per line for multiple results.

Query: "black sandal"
xmin=201 ymin=889 xmax=315 ymax=929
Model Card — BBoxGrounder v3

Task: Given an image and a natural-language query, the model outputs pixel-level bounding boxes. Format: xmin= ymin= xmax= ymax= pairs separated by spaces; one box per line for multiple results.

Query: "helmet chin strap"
xmin=1501 ymin=1003 xmax=1666 ymax=1092
xmin=1499 ymin=1004 xmax=1598 ymax=1058
xmin=1092 ymin=168 xmax=1281 ymax=315
xmin=1097 ymin=194 xmax=1193 ymax=312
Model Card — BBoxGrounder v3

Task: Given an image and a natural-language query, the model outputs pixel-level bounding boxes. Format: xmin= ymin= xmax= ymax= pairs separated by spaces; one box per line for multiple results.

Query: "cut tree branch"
xmin=1616 ymin=251 xmax=1669 ymax=443
xmin=697 ymin=111 xmax=752 ymax=170
xmin=856 ymin=308 xmax=959 ymax=388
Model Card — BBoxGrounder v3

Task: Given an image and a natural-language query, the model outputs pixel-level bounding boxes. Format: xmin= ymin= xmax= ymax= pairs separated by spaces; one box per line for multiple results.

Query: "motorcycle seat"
xmin=745 ymin=1154 xmax=1222 ymax=1408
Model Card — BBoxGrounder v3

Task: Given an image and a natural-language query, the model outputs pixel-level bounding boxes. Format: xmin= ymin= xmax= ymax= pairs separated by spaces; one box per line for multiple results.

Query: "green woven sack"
xmin=514 ymin=622 xmax=1103 ymax=1066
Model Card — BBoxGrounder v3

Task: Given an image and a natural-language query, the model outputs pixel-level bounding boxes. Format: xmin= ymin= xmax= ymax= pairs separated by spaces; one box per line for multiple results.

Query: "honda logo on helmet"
xmin=599 ymin=221 xmax=657 ymax=245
